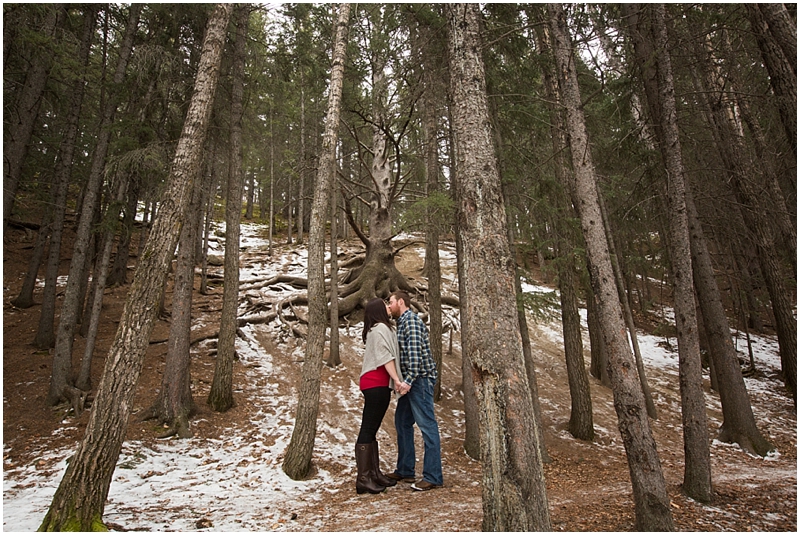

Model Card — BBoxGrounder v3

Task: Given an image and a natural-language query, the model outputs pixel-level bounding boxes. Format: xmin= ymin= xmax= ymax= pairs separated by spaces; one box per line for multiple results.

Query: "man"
xmin=386 ymin=291 xmax=443 ymax=491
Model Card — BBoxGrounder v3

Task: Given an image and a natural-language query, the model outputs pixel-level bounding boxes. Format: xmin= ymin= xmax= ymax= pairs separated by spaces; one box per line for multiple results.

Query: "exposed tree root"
xmin=199 ymin=240 xmax=461 ymax=343
xmin=62 ymin=385 xmax=90 ymax=417
xmin=139 ymin=400 xmax=196 ymax=439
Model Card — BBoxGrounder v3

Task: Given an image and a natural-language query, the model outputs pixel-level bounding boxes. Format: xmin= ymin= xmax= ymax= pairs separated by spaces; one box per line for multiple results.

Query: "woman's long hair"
xmin=362 ymin=298 xmax=394 ymax=343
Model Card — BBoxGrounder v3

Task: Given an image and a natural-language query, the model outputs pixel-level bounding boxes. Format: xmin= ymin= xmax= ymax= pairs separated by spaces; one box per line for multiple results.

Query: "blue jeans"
xmin=394 ymin=377 xmax=443 ymax=485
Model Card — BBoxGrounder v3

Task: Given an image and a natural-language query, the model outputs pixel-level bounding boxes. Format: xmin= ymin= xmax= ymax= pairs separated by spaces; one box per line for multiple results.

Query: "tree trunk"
xmin=455 ymin=198 xmax=480 ymax=462
xmin=513 ymin=252 xmax=551 ymax=464
xmin=11 ymin=215 xmax=50 ymax=309
xmin=559 ymin=251 xmax=594 ymax=441
xmin=208 ymin=5 xmax=249 ymax=413
xmin=108 ymin=179 xmax=141 ymax=287
xmin=297 ymin=85 xmax=306 ymax=245
xmin=287 ymin=172 xmax=294 ymax=245
xmin=547 ymin=4 xmax=673 ymax=530
xmin=694 ymin=31 xmax=797 ymax=405
xmin=447 ymin=5 xmax=551 ymax=530
xmin=759 ymin=4 xmax=797 ymax=69
xmin=334 ymin=12 xmax=417 ymax=315
xmin=282 ymin=3 xmax=350 ymax=481
xmin=734 ymin=88 xmax=796 ymax=275
xmin=635 ymin=3 xmax=712 ymax=501
xmin=687 ymin=192 xmax=774 ymax=454
xmin=47 ymin=4 xmax=141 ymax=406
xmin=327 ymin=185 xmax=341 ymax=368
xmin=269 ymin=109 xmax=275 ymax=256
xmin=147 ymin=178 xmax=201 ymax=438
xmin=587 ymin=284 xmax=611 ymax=387
xmin=3 ymin=4 xmax=63 ymax=224
xmin=420 ymin=52 xmax=444 ymax=402
xmin=599 ymin=185 xmax=658 ymax=420
xmin=38 ymin=5 xmax=231 ymax=530
xmin=530 ymin=12 xmax=594 ymax=442
xmin=75 ymin=178 xmax=129 ymax=393
xmin=76 ymin=207 xmax=100 ymax=332
xmin=245 ymin=171 xmax=255 ymax=219
xmin=200 ymin=138 xmax=218 ymax=295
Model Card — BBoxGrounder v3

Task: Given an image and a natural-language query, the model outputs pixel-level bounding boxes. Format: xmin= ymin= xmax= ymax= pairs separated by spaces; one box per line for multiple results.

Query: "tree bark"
xmin=530 ymin=12 xmax=594 ymax=442
xmin=297 ymin=83 xmax=306 ymax=245
xmin=245 ymin=171 xmax=255 ymax=219
xmin=512 ymin=249 xmax=551 ymax=463
xmin=38 ymin=5 xmax=231 ymax=530
xmin=327 ymin=185 xmax=341 ymax=368
xmin=47 ymin=4 xmax=141 ymax=406
xmin=734 ymin=87 xmax=796 ymax=275
xmin=597 ymin=190 xmax=658 ymax=420
xmin=758 ymin=4 xmax=797 ymax=70
xmin=599 ymin=191 xmax=658 ymax=420
xmin=420 ymin=43 xmax=444 ymax=402
xmin=586 ymin=283 xmax=611 ymax=387
xmin=208 ymin=4 xmax=249 ymax=413
xmin=455 ymin=200 xmax=480 ymax=462
xmin=547 ymin=4 xmax=673 ymax=530
xmin=447 ymin=5 xmax=551 ymax=530
xmin=282 ymin=3 xmax=350 ymax=481
xmin=640 ymin=3 xmax=712 ymax=501
xmin=559 ymin=249 xmax=594 ymax=441
xmin=269 ymin=109 xmax=275 ymax=255
xmin=199 ymin=138 xmax=219 ymax=295
xmin=142 ymin=176 xmax=203 ymax=438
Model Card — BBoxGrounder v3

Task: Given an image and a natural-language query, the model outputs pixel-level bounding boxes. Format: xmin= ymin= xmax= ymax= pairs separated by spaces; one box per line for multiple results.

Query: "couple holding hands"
xmin=355 ymin=291 xmax=443 ymax=494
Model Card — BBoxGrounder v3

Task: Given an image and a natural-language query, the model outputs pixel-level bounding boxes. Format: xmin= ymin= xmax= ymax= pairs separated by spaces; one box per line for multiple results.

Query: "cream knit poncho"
xmin=361 ymin=322 xmax=403 ymax=389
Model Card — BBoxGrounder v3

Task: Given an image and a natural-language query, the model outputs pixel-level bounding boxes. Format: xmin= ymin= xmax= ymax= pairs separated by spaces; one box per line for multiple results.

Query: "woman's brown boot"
xmin=371 ymin=441 xmax=396 ymax=487
xmin=355 ymin=443 xmax=385 ymax=494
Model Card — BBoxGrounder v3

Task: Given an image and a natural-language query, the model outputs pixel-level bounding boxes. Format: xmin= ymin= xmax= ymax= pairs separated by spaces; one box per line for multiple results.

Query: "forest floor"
xmin=2 ymin=221 xmax=797 ymax=532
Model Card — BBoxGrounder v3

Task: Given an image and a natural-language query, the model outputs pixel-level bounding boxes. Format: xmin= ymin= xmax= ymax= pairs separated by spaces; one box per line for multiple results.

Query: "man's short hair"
xmin=391 ymin=290 xmax=411 ymax=309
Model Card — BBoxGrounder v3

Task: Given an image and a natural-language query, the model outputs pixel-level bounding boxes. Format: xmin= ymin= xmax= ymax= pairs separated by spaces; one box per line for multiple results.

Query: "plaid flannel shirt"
xmin=396 ymin=309 xmax=437 ymax=385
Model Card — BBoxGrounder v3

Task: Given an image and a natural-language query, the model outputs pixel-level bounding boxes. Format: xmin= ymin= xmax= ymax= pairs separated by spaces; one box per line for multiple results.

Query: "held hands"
xmin=395 ymin=381 xmax=411 ymax=396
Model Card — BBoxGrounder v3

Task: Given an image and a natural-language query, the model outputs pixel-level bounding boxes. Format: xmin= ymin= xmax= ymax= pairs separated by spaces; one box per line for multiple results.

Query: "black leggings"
xmin=357 ymin=387 xmax=391 ymax=444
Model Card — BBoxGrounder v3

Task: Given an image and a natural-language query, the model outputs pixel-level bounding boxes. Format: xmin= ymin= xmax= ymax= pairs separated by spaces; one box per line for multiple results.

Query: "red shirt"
xmin=360 ymin=365 xmax=390 ymax=390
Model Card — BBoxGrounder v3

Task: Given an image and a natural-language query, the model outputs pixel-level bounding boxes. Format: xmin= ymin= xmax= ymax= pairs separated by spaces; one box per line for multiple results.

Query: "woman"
xmin=355 ymin=297 xmax=404 ymax=494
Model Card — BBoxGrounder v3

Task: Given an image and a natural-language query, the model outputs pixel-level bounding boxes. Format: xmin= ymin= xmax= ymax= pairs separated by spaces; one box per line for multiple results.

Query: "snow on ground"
xmin=2 ymin=229 xmax=791 ymax=531
xmin=3 ymin=320 xmax=333 ymax=532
